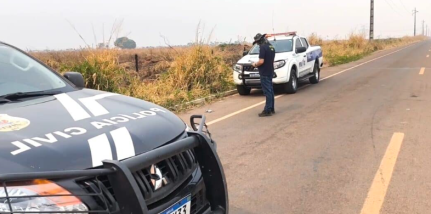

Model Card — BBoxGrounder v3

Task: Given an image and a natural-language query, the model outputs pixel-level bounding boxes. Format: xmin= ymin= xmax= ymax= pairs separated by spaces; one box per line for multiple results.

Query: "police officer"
xmin=252 ymin=33 xmax=275 ymax=117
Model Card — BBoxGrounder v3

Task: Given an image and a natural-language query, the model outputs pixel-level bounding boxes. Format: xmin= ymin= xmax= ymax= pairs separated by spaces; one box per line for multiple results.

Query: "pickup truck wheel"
xmin=309 ymin=61 xmax=320 ymax=84
xmin=237 ymin=85 xmax=251 ymax=95
xmin=284 ymin=71 xmax=298 ymax=94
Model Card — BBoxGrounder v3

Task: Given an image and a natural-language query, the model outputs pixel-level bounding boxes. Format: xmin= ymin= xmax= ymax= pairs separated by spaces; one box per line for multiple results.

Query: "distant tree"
xmin=114 ymin=37 xmax=137 ymax=49
xmin=97 ymin=42 xmax=109 ymax=49
xmin=123 ymin=39 xmax=136 ymax=49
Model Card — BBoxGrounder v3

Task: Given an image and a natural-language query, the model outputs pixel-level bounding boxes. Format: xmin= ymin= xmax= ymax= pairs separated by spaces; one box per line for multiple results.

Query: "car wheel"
xmin=237 ymin=85 xmax=251 ymax=95
xmin=284 ymin=69 xmax=298 ymax=94
xmin=309 ymin=61 xmax=320 ymax=84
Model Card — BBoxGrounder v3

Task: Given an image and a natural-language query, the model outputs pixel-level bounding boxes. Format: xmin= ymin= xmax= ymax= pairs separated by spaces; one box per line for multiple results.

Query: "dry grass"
xmin=308 ymin=33 xmax=426 ymax=66
xmin=30 ymin=34 xmax=426 ymax=111
xmin=126 ymin=45 xmax=233 ymax=109
xmin=32 ymin=44 xmax=236 ymax=111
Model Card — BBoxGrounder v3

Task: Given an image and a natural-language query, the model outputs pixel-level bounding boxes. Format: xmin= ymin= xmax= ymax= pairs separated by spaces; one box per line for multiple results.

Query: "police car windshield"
xmin=0 ymin=44 xmax=67 ymax=97
xmin=249 ymin=39 xmax=293 ymax=55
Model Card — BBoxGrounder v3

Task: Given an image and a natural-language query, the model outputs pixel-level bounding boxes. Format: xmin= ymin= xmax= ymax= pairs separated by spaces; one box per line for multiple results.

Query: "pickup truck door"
xmin=301 ymin=37 xmax=314 ymax=73
xmin=294 ymin=37 xmax=307 ymax=76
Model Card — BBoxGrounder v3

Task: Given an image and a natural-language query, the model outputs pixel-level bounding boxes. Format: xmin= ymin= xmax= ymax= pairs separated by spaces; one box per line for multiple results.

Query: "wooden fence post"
xmin=135 ymin=54 xmax=139 ymax=72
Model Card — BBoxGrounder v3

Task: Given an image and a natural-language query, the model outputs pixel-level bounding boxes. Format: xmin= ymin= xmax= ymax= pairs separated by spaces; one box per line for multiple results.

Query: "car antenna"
xmin=272 ymin=10 xmax=276 ymax=41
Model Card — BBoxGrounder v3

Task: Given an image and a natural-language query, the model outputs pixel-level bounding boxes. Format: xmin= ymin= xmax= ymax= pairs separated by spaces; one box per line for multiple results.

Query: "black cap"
xmin=253 ymin=33 xmax=266 ymax=45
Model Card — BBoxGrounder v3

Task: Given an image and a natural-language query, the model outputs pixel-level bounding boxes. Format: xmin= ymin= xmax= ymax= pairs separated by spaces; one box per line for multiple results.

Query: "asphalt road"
xmin=180 ymin=40 xmax=431 ymax=214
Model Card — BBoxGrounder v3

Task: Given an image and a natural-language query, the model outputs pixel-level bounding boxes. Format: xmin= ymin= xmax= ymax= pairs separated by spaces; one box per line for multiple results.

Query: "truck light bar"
xmin=265 ymin=32 xmax=297 ymax=37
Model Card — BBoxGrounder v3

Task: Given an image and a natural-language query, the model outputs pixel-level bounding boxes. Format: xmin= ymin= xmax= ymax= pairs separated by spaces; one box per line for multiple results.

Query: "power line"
xmin=384 ymin=0 xmax=402 ymax=16
xmin=398 ymin=0 xmax=409 ymax=12
xmin=388 ymin=0 xmax=403 ymax=12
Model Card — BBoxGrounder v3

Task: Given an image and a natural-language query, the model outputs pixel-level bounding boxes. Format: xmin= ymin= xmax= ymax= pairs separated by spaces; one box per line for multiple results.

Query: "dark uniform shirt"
xmin=258 ymin=43 xmax=276 ymax=76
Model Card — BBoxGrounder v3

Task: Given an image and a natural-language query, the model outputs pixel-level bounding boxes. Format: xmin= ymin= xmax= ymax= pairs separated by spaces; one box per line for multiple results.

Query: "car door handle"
xmin=303 ymin=55 xmax=307 ymax=57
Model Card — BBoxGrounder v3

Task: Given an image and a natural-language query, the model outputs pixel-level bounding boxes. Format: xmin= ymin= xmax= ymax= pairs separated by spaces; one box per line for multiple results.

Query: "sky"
xmin=1 ymin=0 xmax=430 ymax=50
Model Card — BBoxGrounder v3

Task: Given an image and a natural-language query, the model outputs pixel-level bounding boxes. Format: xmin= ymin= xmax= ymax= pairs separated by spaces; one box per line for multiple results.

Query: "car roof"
xmin=0 ymin=41 xmax=12 ymax=47
xmin=266 ymin=35 xmax=299 ymax=40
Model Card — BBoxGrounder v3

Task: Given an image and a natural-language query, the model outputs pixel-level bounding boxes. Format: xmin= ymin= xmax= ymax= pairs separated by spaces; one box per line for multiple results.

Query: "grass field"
xmin=309 ymin=34 xmax=425 ymax=66
xmin=30 ymin=34 xmax=426 ymax=111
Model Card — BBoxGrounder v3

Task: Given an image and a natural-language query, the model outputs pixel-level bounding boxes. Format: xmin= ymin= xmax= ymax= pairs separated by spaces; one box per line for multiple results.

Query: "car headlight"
xmin=233 ymin=64 xmax=243 ymax=73
xmin=0 ymin=180 xmax=88 ymax=213
xmin=274 ymin=60 xmax=286 ymax=69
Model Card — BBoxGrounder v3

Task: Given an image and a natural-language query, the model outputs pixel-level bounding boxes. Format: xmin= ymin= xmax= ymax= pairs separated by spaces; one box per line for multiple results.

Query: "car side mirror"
xmin=63 ymin=72 xmax=85 ymax=88
xmin=243 ymin=51 xmax=249 ymax=56
xmin=296 ymin=47 xmax=307 ymax=54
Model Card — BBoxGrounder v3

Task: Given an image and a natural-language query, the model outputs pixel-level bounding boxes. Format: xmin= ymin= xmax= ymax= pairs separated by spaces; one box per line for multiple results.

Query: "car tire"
xmin=309 ymin=61 xmax=320 ymax=84
xmin=284 ymin=69 xmax=298 ymax=94
xmin=237 ymin=85 xmax=251 ymax=95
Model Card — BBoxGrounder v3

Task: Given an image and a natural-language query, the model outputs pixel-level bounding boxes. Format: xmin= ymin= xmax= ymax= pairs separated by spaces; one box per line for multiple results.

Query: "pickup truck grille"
xmin=135 ymin=150 xmax=196 ymax=204
xmin=191 ymin=187 xmax=209 ymax=214
xmin=242 ymin=65 xmax=257 ymax=72
xmin=80 ymin=149 xmax=205 ymax=212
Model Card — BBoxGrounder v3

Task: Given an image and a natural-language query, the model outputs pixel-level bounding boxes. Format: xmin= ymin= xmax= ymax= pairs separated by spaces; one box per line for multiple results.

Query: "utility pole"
xmin=412 ymin=8 xmax=418 ymax=36
xmin=427 ymin=25 xmax=429 ymax=37
xmin=422 ymin=20 xmax=425 ymax=35
xmin=426 ymin=24 xmax=428 ymax=37
xmin=370 ymin=0 xmax=374 ymax=40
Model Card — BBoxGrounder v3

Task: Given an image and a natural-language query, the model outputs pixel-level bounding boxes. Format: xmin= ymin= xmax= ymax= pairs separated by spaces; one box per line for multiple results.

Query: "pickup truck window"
xmin=295 ymin=38 xmax=303 ymax=49
xmin=0 ymin=44 xmax=67 ymax=96
xmin=249 ymin=39 xmax=293 ymax=54
xmin=300 ymin=38 xmax=309 ymax=49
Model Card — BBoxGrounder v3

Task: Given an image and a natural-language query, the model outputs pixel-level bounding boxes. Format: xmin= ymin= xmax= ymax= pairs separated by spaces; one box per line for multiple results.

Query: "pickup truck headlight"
xmin=0 ymin=180 xmax=88 ymax=213
xmin=274 ymin=60 xmax=286 ymax=69
xmin=233 ymin=64 xmax=243 ymax=73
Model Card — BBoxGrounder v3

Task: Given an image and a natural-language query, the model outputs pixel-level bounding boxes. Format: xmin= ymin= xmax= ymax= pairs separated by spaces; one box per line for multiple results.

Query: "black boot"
xmin=271 ymin=109 xmax=275 ymax=114
xmin=258 ymin=110 xmax=272 ymax=117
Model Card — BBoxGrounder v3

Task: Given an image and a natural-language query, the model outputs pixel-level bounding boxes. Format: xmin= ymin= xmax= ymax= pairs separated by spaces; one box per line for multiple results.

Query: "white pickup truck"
xmin=233 ymin=32 xmax=323 ymax=95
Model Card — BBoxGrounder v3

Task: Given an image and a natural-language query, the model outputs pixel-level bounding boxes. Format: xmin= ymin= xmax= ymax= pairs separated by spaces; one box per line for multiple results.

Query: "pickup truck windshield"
xmin=249 ymin=39 xmax=293 ymax=55
xmin=0 ymin=44 xmax=67 ymax=97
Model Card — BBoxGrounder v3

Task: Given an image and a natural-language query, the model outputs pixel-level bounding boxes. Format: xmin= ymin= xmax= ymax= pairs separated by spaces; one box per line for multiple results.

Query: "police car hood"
xmin=0 ymin=89 xmax=186 ymax=174
xmin=237 ymin=52 xmax=292 ymax=64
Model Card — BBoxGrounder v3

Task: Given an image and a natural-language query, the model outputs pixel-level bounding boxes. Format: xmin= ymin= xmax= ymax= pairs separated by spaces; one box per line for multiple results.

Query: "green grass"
xmin=328 ymin=53 xmax=369 ymax=66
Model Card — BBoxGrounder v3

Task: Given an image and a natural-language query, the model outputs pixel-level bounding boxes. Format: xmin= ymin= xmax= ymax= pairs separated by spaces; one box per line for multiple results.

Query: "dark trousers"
xmin=260 ymin=75 xmax=274 ymax=112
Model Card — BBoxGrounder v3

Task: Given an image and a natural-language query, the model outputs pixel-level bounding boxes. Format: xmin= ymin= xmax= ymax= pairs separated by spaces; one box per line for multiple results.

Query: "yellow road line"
xmin=321 ymin=45 xmax=413 ymax=81
xmin=360 ymin=132 xmax=405 ymax=214
xmin=207 ymin=95 xmax=284 ymax=125
xmin=419 ymin=67 xmax=425 ymax=75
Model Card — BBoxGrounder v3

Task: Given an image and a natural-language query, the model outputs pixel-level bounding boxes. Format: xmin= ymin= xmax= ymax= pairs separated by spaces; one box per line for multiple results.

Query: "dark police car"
xmin=0 ymin=42 xmax=228 ymax=214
